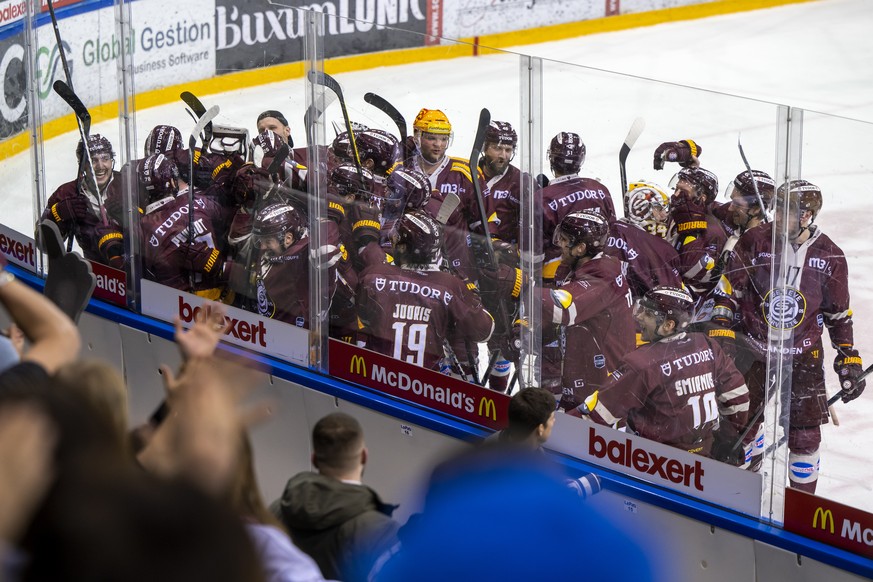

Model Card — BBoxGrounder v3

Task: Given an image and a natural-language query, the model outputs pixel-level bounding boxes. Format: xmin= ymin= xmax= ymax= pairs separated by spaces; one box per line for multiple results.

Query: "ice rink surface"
xmin=4 ymin=0 xmax=872 ymax=511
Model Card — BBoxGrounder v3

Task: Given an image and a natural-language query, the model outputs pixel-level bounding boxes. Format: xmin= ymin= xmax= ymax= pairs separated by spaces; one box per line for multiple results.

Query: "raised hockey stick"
xmin=181 ymin=91 xmax=213 ymax=147
xmin=187 ymin=105 xmax=220 ymax=244
xmin=737 ymin=136 xmax=770 ymax=223
xmin=363 ymin=92 xmax=411 ymax=161
xmin=53 ymin=80 xmax=107 ymax=227
xmin=619 ymin=117 xmax=646 ymax=217
xmin=308 ymin=71 xmax=365 ymax=181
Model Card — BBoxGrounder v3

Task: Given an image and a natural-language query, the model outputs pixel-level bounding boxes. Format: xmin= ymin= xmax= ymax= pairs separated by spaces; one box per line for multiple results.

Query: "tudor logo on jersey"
xmin=763 ymin=286 xmax=807 ymax=330
xmin=661 ymin=362 xmax=672 ymax=376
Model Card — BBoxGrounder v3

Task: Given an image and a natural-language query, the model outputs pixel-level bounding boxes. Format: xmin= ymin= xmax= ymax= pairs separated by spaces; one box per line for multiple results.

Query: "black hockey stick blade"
xmin=181 ymin=91 xmax=213 ymax=146
xmin=308 ymin=71 xmax=365 ymax=175
xmin=53 ymin=79 xmax=90 ymax=135
xmin=470 ymin=108 xmax=496 ymax=267
xmin=737 ymin=135 xmax=770 ymax=223
xmin=619 ymin=117 xmax=646 ymax=215
xmin=364 ymin=92 xmax=410 ymax=160
xmin=827 ymin=362 xmax=873 ymax=406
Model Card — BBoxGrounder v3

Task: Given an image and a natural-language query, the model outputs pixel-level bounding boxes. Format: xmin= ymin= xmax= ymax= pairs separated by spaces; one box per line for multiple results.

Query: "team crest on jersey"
xmin=660 ymin=361 xmax=672 ymax=376
xmin=594 ymin=354 xmax=605 ymax=369
xmin=763 ymin=287 xmax=807 ymax=330
xmin=375 ymin=277 xmax=386 ymax=292
xmin=256 ymin=279 xmax=276 ymax=318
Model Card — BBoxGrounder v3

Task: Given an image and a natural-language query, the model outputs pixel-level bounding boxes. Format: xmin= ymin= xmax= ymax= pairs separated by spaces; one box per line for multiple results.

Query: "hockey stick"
xmin=187 ymin=105 xmax=220 ymax=245
xmin=308 ymin=71 xmax=365 ymax=182
xmin=181 ymin=91 xmax=213 ymax=147
xmin=827 ymin=361 xmax=873 ymax=406
xmin=737 ymin=136 xmax=770 ymax=224
xmin=52 ymin=80 xmax=107 ymax=227
xmin=363 ymin=93 xmax=411 ymax=161
xmin=619 ymin=117 xmax=646 ymax=217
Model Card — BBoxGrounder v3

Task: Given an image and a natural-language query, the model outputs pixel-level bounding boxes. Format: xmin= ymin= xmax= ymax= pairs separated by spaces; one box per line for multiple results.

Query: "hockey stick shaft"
xmin=737 ymin=136 xmax=770 ymax=223
xmin=827 ymin=361 xmax=873 ymax=406
xmin=619 ymin=117 xmax=646 ymax=217
xmin=187 ymin=105 xmax=220 ymax=244
xmin=181 ymin=91 xmax=213 ymax=146
xmin=46 ymin=0 xmax=73 ymax=88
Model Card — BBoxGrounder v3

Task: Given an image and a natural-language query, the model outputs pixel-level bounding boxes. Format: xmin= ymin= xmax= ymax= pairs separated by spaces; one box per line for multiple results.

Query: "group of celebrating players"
xmin=40 ymin=101 xmax=865 ymax=493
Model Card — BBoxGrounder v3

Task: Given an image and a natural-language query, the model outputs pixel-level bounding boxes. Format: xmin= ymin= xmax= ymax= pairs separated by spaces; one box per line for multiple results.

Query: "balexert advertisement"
xmin=549 ymin=415 xmax=762 ymax=515
xmin=140 ymin=279 xmax=309 ymax=366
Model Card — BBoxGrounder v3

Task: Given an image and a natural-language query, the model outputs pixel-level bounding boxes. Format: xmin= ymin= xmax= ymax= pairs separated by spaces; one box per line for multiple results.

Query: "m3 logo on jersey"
xmin=477 ymin=397 xmax=496 ymax=421
xmin=660 ymin=362 xmax=672 ymax=376
xmin=813 ymin=507 xmax=835 ymax=534
xmin=763 ymin=287 xmax=807 ymax=330
xmin=350 ymin=355 xmax=367 ymax=378
xmin=375 ymin=277 xmax=386 ymax=292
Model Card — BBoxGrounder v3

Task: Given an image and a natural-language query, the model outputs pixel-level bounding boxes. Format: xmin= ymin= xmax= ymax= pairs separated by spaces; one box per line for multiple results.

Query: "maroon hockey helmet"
xmin=484 ymin=121 xmax=518 ymax=148
xmin=330 ymin=131 xmax=354 ymax=163
xmin=253 ymin=203 xmax=306 ymax=241
xmin=554 ymin=210 xmax=609 ymax=256
xmin=144 ymin=124 xmax=183 ymax=157
xmin=393 ymin=210 xmax=443 ymax=266
xmin=776 ymin=179 xmax=822 ymax=220
xmin=671 ymin=167 xmax=719 ymax=204
xmin=140 ymin=153 xmax=179 ymax=199
xmin=728 ymin=169 xmax=775 ymax=209
xmin=547 ymin=132 xmax=585 ymax=175
xmin=77 ymin=134 xmax=114 ymax=164
xmin=357 ymin=129 xmax=401 ymax=177
xmin=328 ymin=164 xmax=376 ymax=200
xmin=636 ymin=285 xmax=694 ymax=331
xmin=384 ymin=167 xmax=432 ymax=222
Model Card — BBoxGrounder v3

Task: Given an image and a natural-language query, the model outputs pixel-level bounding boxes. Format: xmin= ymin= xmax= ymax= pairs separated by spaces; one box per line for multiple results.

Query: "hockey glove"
xmin=183 ymin=241 xmax=222 ymax=276
xmin=348 ymin=200 xmax=381 ymax=247
xmin=653 ymin=139 xmax=702 ymax=170
xmin=835 ymin=348 xmax=866 ymax=403
xmin=50 ymin=195 xmax=90 ymax=224
xmin=95 ymin=225 xmax=125 ymax=269
xmin=670 ymin=191 xmax=708 ymax=236
xmin=505 ymin=318 xmax=529 ymax=362
xmin=231 ymin=164 xmax=271 ymax=207
xmin=480 ymin=264 xmax=523 ymax=303
xmin=492 ymin=239 xmax=520 ymax=268
xmin=252 ymin=129 xmax=284 ymax=160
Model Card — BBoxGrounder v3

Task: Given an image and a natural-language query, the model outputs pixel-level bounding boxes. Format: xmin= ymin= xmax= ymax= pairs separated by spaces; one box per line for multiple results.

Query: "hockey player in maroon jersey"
xmin=579 ymin=286 xmax=749 ymax=460
xmin=604 ymin=181 xmax=682 ymax=300
xmin=139 ymin=154 xmax=228 ymax=299
xmin=541 ymin=132 xmax=616 ymax=282
xmin=411 ymin=108 xmax=484 ymax=281
xmin=540 ymin=211 xmax=635 ymax=411
xmin=480 ymin=121 xmax=522 ymax=247
xmin=255 ymin=109 xmax=308 ymax=190
xmin=717 ymin=180 xmax=864 ymax=491
xmin=41 ymin=134 xmax=125 ymax=268
xmin=353 ymin=209 xmax=495 ymax=373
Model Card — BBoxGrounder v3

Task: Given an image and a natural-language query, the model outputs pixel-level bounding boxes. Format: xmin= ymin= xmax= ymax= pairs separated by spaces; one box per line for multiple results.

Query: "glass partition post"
xmin=24 ymin=0 xmax=46 ymax=275
xmin=304 ymin=9 xmax=328 ymax=373
xmin=114 ymin=0 xmax=140 ymax=309
xmin=519 ymin=54 xmax=543 ymax=388
xmin=761 ymin=105 xmax=804 ymax=524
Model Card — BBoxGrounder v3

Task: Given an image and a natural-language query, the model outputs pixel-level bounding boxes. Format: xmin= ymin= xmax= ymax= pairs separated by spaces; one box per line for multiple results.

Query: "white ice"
xmin=3 ymin=0 xmax=872 ymax=511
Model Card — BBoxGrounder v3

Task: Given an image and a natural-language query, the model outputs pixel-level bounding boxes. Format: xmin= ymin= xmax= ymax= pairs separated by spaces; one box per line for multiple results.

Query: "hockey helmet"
xmin=144 ymin=125 xmax=182 ymax=157
xmin=253 ymin=203 xmax=306 ymax=242
xmin=140 ymin=153 xmax=179 ymax=199
xmin=548 ymin=132 xmax=585 ymax=175
xmin=328 ymin=164 xmax=376 ymax=201
xmin=384 ymin=168 xmax=432 ymax=222
xmin=775 ymin=179 xmax=822 ymax=221
xmin=484 ymin=121 xmax=518 ymax=148
xmin=670 ymin=167 xmax=719 ymax=204
xmin=393 ymin=210 xmax=443 ymax=266
xmin=77 ymin=134 xmax=115 ymax=164
xmin=635 ymin=285 xmax=694 ymax=332
xmin=726 ymin=170 xmax=775 ymax=209
xmin=357 ymin=129 xmax=401 ymax=176
xmin=553 ymin=210 xmax=608 ymax=256
xmin=413 ymin=108 xmax=452 ymax=136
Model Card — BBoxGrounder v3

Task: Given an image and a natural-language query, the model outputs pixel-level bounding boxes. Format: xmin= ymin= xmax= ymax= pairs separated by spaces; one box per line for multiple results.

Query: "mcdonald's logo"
xmin=478 ymin=397 xmax=497 ymax=421
xmin=813 ymin=507 xmax=835 ymax=534
xmin=350 ymin=355 xmax=367 ymax=377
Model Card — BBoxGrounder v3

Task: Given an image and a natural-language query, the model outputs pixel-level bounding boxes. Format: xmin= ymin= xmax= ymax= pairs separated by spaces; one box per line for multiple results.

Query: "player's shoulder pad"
xmin=449 ymin=160 xmax=473 ymax=183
